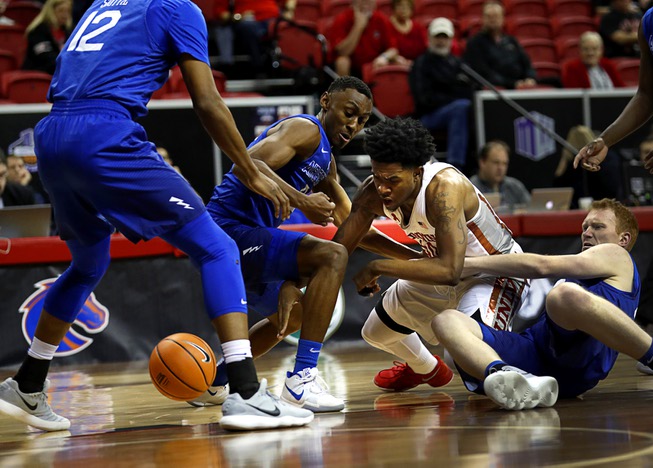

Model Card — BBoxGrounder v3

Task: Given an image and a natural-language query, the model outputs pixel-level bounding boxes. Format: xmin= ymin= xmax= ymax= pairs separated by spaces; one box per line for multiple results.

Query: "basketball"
xmin=149 ymin=333 xmax=217 ymax=401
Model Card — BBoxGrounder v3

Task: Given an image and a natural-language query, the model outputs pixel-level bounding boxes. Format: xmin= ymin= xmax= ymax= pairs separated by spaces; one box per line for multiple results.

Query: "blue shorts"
xmin=34 ymin=100 xmax=205 ymax=245
xmin=215 ymin=219 xmax=307 ymax=317
xmin=461 ymin=314 xmax=618 ymax=398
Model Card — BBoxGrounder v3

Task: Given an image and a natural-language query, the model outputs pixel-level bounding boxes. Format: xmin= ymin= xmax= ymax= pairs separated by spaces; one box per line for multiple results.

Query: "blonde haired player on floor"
xmin=333 ymin=117 xmax=531 ymax=392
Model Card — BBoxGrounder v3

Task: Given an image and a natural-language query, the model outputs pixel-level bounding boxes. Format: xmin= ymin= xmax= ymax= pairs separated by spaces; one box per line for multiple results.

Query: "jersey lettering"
xmin=67 ymin=10 xmax=122 ymax=52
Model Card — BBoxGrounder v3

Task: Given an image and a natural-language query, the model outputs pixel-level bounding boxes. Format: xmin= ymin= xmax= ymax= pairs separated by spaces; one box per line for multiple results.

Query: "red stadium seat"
xmin=533 ymin=61 xmax=561 ymax=79
xmin=4 ymin=0 xmax=41 ymax=28
xmin=0 ymin=49 xmax=17 ymax=78
xmin=0 ymin=25 xmax=27 ymax=68
xmin=321 ymin=0 xmax=350 ymax=17
xmin=551 ymin=16 xmax=596 ymax=41
xmin=190 ymin=0 xmax=217 ymax=21
xmin=615 ymin=58 xmax=640 ymax=87
xmin=459 ymin=0 xmax=486 ymax=17
xmin=506 ymin=16 xmax=552 ymax=40
xmin=0 ymin=70 xmax=51 ymax=103
xmin=504 ymin=0 xmax=549 ymax=17
xmin=414 ymin=0 xmax=458 ymax=19
xmin=161 ymin=66 xmax=226 ymax=99
xmin=272 ymin=20 xmax=324 ymax=70
xmin=459 ymin=15 xmax=483 ymax=39
xmin=555 ymin=37 xmax=580 ymax=61
xmin=547 ymin=0 xmax=592 ymax=17
xmin=294 ymin=0 xmax=322 ymax=23
xmin=364 ymin=64 xmax=414 ymax=117
xmin=520 ymin=38 xmax=557 ymax=63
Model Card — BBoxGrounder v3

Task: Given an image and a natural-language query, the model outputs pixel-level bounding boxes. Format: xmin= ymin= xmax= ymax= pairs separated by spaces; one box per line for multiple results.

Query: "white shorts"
xmin=381 ymin=275 xmax=529 ymax=344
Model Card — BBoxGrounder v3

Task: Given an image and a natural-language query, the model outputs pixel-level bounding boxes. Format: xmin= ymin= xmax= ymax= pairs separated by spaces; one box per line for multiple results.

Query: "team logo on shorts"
xmin=19 ymin=278 xmax=110 ymax=356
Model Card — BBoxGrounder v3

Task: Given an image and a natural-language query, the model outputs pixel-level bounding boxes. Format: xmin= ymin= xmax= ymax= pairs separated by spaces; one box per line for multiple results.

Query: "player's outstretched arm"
xmin=574 ymin=22 xmax=653 ymax=173
xmin=463 ymin=244 xmax=629 ymax=282
xmin=178 ymin=56 xmax=290 ymax=219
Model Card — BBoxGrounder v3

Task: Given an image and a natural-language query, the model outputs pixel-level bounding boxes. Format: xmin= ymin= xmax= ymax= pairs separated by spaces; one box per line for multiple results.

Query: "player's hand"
xmin=301 ymin=193 xmax=336 ymax=226
xmin=277 ymin=282 xmax=303 ymax=338
xmin=354 ymin=263 xmax=381 ymax=297
xmin=573 ymin=138 xmax=609 ymax=172
xmin=644 ymin=150 xmax=653 ymax=174
xmin=242 ymin=171 xmax=291 ymax=220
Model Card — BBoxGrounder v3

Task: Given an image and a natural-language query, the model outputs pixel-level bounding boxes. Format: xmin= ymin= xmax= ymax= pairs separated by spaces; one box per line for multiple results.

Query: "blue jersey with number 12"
xmin=48 ymin=0 xmax=209 ymax=118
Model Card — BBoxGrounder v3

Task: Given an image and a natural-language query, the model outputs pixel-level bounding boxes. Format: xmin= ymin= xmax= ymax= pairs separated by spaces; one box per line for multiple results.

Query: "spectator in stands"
xmin=0 ymin=154 xmax=36 ymax=208
xmin=388 ymin=0 xmax=427 ymax=62
xmin=470 ymin=140 xmax=531 ymax=210
xmin=409 ymin=17 xmax=475 ymax=171
xmin=6 ymin=154 xmax=48 ymax=204
xmin=463 ymin=1 xmax=538 ymax=90
xmin=0 ymin=0 xmax=16 ymax=26
xmin=599 ymin=0 xmax=641 ymax=58
xmin=22 ymin=0 xmax=72 ymax=75
xmin=212 ymin=0 xmax=295 ymax=77
xmin=330 ymin=0 xmax=399 ymax=78
xmin=157 ymin=146 xmax=182 ymax=175
xmin=562 ymin=32 xmax=626 ymax=89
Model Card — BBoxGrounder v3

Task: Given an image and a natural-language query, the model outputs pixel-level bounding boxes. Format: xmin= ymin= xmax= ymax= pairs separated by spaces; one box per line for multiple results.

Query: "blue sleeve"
xmin=167 ymin=1 xmax=210 ymax=64
xmin=643 ymin=8 xmax=653 ymax=48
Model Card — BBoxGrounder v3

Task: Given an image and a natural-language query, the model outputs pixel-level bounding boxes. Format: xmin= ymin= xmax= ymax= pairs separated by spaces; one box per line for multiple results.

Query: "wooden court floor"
xmin=2 ymin=341 xmax=653 ymax=467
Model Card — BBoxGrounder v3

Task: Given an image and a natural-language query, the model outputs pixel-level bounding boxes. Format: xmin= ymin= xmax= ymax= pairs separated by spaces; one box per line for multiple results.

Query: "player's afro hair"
xmin=364 ymin=117 xmax=436 ymax=168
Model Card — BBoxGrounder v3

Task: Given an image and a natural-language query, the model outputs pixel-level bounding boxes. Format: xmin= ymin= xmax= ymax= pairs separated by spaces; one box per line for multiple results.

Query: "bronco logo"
xmin=19 ymin=278 xmax=110 ymax=356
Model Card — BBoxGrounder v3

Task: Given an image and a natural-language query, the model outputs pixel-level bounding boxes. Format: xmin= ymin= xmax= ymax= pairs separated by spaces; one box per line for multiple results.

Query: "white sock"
xmin=27 ymin=337 xmax=58 ymax=361
xmin=384 ymin=334 xmax=438 ymax=375
xmin=362 ymin=309 xmax=438 ymax=374
xmin=221 ymin=339 xmax=252 ymax=364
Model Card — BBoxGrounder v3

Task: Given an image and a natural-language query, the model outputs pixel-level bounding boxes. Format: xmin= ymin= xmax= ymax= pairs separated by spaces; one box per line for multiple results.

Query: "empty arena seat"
xmin=551 ymin=16 xmax=596 ymax=41
xmin=3 ymin=0 xmax=41 ymax=28
xmin=504 ymin=0 xmax=549 ymax=17
xmin=506 ymin=16 xmax=552 ymax=40
xmin=364 ymin=64 xmax=414 ymax=117
xmin=520 ymin=38 xmax=557 ymax=63
xmin=1 ymin=70 xmax=51 ymax=103
xmin=414 ymin=0 xmax=458 ymax=18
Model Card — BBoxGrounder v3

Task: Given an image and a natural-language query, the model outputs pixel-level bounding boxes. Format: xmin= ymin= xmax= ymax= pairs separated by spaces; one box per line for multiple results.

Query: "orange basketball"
xmin=149 ymin=333 xmax=217 ymax=401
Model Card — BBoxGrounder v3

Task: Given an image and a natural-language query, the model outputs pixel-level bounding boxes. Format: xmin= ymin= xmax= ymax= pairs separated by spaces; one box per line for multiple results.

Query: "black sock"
xmin=225 ymin=358 xmax=259 ymax=399
xmin=14 ymin=356 xmax=51 ymax=393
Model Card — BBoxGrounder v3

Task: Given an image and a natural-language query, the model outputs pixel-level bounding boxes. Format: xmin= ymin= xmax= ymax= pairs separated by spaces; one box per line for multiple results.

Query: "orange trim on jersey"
xmin=467 ymin=221 xmax=499 ymax=255
xmin=477 ymin=193 xmax=513 ymax=237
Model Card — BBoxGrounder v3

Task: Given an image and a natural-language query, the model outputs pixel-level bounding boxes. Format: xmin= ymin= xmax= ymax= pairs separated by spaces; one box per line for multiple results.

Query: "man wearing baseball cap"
xmin=408 ymin=17 xmax=476 ymax=171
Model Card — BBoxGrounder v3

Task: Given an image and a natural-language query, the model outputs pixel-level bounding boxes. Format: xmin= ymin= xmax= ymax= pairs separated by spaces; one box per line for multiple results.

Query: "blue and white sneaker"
xmin=220 ymin=379 xmax=313 ymax=431
xmin=187 ymin=384 xmax=229 ymax=407
xmin=281 ymin=367 xmax=344 ymax=413
xmin=483 ymin=366 xmax=558 ymax=410
xmin=0 ymin=378 xmax=70 ymax=431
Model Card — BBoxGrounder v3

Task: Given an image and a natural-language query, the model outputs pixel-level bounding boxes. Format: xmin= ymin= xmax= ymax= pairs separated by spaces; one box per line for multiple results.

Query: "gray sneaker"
xmin=187 ymin=384 xmax=229 ymax=407
xmin=0 ymin=378 xmax=70 ymax=431
xmin=220 ymin=378 xmax=314 ymax=431
xmin=483 ymin=366 xmax=558 ymax=410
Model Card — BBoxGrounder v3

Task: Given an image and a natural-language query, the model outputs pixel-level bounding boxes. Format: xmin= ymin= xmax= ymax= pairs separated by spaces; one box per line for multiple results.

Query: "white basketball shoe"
xmin=281 ymin=367 xmax=344 ymax=413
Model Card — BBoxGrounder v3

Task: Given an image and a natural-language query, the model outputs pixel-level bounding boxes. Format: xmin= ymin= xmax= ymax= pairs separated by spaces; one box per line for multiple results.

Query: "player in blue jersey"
xmin=0 ymin=0 xmax=316 ymax=432
xmin=432 ymin=199 xmax=649 ymax=409
xmin=574 ymin=9 xmax=653 ymax=175
xmin=189 ymin=76 xmax=422 ymax=412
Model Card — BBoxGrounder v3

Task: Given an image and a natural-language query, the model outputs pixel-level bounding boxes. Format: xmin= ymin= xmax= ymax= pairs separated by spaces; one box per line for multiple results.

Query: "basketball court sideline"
xmin=2 ymin=341 xmax=653 ymax=466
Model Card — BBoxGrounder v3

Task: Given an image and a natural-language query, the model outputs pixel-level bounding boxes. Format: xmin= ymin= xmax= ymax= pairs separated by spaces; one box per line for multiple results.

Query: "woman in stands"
xmin=22 ymin=0 xmax=72 ymax=75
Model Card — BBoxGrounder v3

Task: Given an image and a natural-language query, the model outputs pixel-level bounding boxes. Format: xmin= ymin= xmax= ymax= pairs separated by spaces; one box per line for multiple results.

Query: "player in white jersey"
xmin=333 ymin=117 xmax=530 ymax=392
